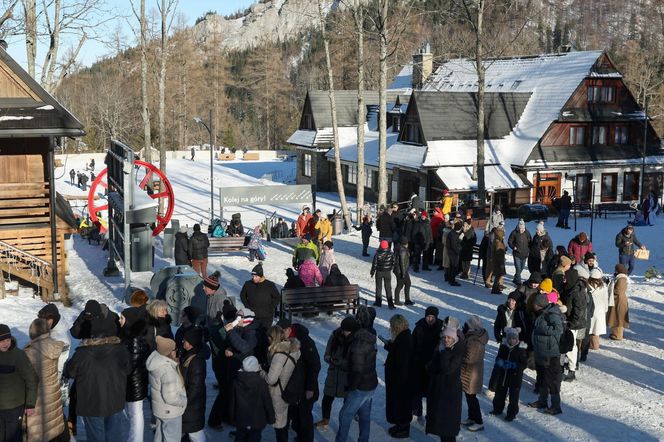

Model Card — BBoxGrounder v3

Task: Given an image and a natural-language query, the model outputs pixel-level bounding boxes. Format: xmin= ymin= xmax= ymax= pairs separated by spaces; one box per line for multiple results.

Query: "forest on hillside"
xmin=55 ymin=0 xmax=664 ymax=152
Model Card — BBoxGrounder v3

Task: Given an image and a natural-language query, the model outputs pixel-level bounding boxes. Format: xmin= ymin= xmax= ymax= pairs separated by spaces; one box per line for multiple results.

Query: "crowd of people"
xmin=0 ymin=193 xmax=644 ymax=442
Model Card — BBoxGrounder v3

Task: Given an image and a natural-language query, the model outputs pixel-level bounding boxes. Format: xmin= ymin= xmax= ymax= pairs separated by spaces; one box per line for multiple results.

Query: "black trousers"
xmin=375 ymin=271 xmax=392 ymax=305
xmin=447 ymin=262 xmax=459 ymax=283
xmin=493 ymin=383 xmax=521 ymax=418
xmin=536 ymin=357 xmax=562 ymax=405
xmin=321 ymin=394 xmax=335 ymax=420
xmin=424 ymin=243 xmax=436 ymax=266
xmin=0 ymin=405 xmax=23 ymax=442
xmin=235 ymin=427 xmax=262 ymax=442
xmin=289 ymin=397 xmax=315 ymax=442
xmin=412 ymin=245 xmax=425 ymax=269
xmin=465 ymin=393 xmax=483 ymax=424
xmin=394 ymin=273 xmax=411 ymax=302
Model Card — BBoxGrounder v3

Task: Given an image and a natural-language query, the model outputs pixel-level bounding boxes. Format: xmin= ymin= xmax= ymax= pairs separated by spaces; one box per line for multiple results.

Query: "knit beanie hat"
xmin=518 ymin=219 xmax=525 ymax=229
xmin=527 ymin=272 xmax=543 ymax=285
xmin=442 ymin=326 xmax=459 ymax=344
xmin=504 ymin=327 xmax=520 ymax=347
xmin=251 ymin=264 xmax=264 ymax=277
xmin=584 ymin=252 xmax=595 ymax=262
xmin=242 ymin=356 xmax=260 ymax=373
xmin=204 ymin=271 xmax=221 ymax=291
xmin=536 ymin=222 xmax=545 ymax=234
xmin=465 ymin=315 xmax=482 ymax=331
xmin=182 ymin=306 xmax=202 ymax=324
xmin=425 ymin=306 xmax=439 ymax=318
xmin=379 ymin=240 xmax=389 ymax=250
xmin=507 ymin=291 xmax=520 ymax=302
xmin=340 ymin=316 xmax=360 ymax=333
xmin=179 ymin=226 xmax=188 ymax=234
xmin=156 ymin=336 xmax=175 ymax=356
xmin=0 ymin=324 xmax=11 ymax=341
xmin=324 ymin=240 xmax=334 ymax=249
xmin=38 ymin=303 xmax=61 ymax=328
xmin=539 ymin=278 xmax=553 ymax=293
xmin=83 ymin=300 xmax=102 ymax=318
xmin=222 ymin=299 xmax=238 ymax=321
xmin=546 ymin=291 xmax=559 ymax=304
xmin=559 ymin=256 xmax=572 ymax=267
xmin=276 ymin=318 xmax=292 ymax=330
xmin=400 ymin=236 xmax=409 ymax=245
xmin=589 ymin=268 xmax=602 ymax=279
xmin=183 ymin=327 xmax=204 ymax=349
xmin=533 ymin=293 xmax=550 ymax=309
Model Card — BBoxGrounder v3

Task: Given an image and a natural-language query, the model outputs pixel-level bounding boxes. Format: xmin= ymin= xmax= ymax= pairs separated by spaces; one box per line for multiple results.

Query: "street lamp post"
xmin=194 ymin=110 xmax=214 ymax=223
xmin=590 ymin=178 xmax=598 ymax=242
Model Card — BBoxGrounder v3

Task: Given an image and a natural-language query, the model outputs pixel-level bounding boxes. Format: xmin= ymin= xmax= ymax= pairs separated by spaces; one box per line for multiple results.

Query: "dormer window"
xmin=592 ymin=126 xmax=607 ymax=145
xmin=392 ymin=116 xmax=400 ymax=132
xmin=404 ymin=123 xmax=422 ymax=144
xmin=587 ymin=85 xmax=615 ymax=103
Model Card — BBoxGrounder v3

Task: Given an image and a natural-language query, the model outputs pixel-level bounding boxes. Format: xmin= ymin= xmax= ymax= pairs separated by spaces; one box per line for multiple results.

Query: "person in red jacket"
xmin=296 ymin=206 xmax=312 ymax=238
xmin=429 ymin=206 xmax=445 ymax=266
xmin=567 ymin=232 xmax=592 ymax=264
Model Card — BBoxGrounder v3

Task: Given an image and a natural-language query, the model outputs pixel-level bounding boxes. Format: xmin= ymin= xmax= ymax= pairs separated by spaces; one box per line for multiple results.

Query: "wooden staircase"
xmin=0 ymin=239 xmax=54 ymax=301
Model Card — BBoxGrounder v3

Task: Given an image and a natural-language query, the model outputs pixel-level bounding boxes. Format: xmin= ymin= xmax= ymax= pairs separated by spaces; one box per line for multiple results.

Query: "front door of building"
xmin=532 ymin=173 xmax=561 ymax=206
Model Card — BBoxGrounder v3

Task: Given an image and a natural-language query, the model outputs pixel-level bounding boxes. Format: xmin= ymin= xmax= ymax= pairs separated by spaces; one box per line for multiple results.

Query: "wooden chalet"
xmin=0 ymin=46 xmax=84 ymax=301
xmin=289 ymin=49 xmax=663 ymax=209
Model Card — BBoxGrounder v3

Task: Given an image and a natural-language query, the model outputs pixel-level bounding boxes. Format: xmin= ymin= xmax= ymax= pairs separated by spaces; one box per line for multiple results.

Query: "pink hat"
xmin=442 ymin=326 xmax=459 ymax=344
xmin=546 ymin=291 xmax=558 ymax=304
xmin=379 ymin=240 xmax=389 ymax=249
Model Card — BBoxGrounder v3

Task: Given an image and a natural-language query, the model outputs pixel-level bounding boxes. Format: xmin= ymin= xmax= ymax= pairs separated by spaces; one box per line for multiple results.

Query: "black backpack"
xmin=277 ymin=352 xmax=306 ymax=404
xmin=558 ymin=322 xmax=575 ymax=354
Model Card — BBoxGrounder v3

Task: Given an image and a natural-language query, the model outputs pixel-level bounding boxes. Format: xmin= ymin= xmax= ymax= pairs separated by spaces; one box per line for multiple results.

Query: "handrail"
xmin=0 ymin=239 xmax=53 ymax=287
xmin=0 ymin=240 xmax=51 ymax=267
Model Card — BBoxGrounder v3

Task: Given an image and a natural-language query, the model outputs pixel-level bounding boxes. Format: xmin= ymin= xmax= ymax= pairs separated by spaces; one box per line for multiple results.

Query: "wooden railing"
xmin=0 ymin=239 xmax=53 ymax=300
xmin=0 ymin=182 xmax=50 ymax=226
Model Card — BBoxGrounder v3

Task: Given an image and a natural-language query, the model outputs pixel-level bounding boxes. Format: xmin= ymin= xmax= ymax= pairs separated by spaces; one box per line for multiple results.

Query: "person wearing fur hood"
xmin=490 ymin=327 xmax=528 ymax=421
xmin=23 ymin=319 xmax=66 ymax=442
xmin=318 ymin=241 xmax=337 ymax=283
xmin=261 ymin=326 xmax=301 ymax=442
xmin=146 ymin=336 xmax=188 ymax=442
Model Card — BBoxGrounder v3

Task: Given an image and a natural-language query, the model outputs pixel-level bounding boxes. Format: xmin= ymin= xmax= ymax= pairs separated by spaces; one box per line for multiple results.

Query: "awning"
xmin=435 ymin=164 xmax=527 ymax=191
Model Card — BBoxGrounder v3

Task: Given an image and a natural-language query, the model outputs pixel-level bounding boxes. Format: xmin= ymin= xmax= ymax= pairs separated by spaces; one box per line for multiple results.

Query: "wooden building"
xmin=0 ymin=46 xmax=84 ymax=301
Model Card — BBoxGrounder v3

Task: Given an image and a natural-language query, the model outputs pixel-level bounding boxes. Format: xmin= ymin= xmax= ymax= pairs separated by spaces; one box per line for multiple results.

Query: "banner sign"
xmin=219 ymin=184 xmax=313 ymax=206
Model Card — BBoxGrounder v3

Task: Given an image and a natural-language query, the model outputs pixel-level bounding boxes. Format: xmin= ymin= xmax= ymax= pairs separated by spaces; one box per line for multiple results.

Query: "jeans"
xmin=619 ymin=254 xmax=635 ymax=275
xmin=154 ymin=416 xmax=182 ymax=442
xmin=187 ymin=429 xmax=207 ymax=441
xmin=557 ymin=209 xmax=570 ymax=227
xmin=125 ymin=400 xmax=144 ymax=442
xmin=336 ymin=389 xmax=374 ymax=442
xmin=0 ymin=405 xmax=23 ymax=442
xmin=82 ymin=411 xmax=125 ymax=442
xmin=513 ymin=256 xmax=526 ymax=285
xmin=374 ymin=271 xmax=392 ymax=305
xmin=235 ymin=427 xmax=262 ymax=442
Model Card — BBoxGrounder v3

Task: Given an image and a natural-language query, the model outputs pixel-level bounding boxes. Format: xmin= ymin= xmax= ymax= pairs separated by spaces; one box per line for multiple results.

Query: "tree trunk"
xmin=475 ymin=0 xmax=486 ymax=208
xmin=158 ymin=0 xmax=168 ymax=216
xmin=355 ymin=1 xmax=366 ymax=222
xmin=140 ymin=0 xmax=152 ymax=162
xmin=319 ymin=2 xmax=352 ymax=230
xmin=41 ymin=0 xmax=61 ymax=93
xmin=377 ymin=0 xmax=389 ymax=208
xmin=22 ymin=0 xmax=36 ymax=79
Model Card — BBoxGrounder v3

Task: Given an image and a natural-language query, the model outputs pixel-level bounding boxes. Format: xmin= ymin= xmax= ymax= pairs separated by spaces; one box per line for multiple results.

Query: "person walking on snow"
xmin=393 ymin=237 xmax=413 ymax=305
xmin=508 ymin=220 xmax=531 ymax=286
xmin=353 ymin=215 xmax=373 ymax=257
xmin=615 ymin=223 xmax=646 ymax=275
xmin=371 ymin=240 xmax=395 ymax=309
xmin=189 ymin=224 xmax=210 ymax=277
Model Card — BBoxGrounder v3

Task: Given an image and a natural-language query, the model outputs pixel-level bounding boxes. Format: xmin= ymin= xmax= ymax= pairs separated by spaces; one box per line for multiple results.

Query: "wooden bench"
xmin=280 ymin=284 xmax=360 ymax=319
xmin=571 ymin=203 xmax=592 ymax=215
xmin=217 ymin=153 xmax=235 ymax=161
xmin=208 ymin=236 xmax=249 ymax=254
xmin=595 ymin=203 xmax=636 ymax=219
xmin=243 ymin=152 xmax=260 ymax=161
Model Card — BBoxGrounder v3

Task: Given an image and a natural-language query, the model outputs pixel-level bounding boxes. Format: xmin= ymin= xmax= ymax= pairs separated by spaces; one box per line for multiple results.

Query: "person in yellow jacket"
xmin=441 ymin=190 xmax=453 ymax=216
xmin=318 ymin=214 xmax=333 ymax=244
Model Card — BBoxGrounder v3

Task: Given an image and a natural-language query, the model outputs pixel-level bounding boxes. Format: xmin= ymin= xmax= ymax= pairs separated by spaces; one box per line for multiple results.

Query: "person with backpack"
xmin=229 ymin=356 xmax=275 ymax=442
xmin=189 ymin=224 xmax=210 ymax=278
xmin=528 ymin=294 xmax=564 ymax=415
xmin=490 ymin=327 xmax=528 ymax=421
xmin=277 ymin=319 xmax=321 ymax=442
xmin=261 ymin=326 xmax=301 ymax=442
xmin=335 ymin=312 xmax=378 ymax=442
xmin=370 ymin=240 xmax=395 ymax=309
xmin=315 ymin=317 xmax=356 ymax=429
xmin=174 ymin=226 xmax=191 ymax=266
xmin=393 ymin=237 xmax=413 ymax=306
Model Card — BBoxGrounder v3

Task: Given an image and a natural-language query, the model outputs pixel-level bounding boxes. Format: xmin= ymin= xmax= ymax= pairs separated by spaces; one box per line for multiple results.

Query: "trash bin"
xmin=332 ymin=215 xmax=344 ymax=235
xmin=130 ymin=225 xmax=154 ymax=272
xmin=163 ymin=227 xmax=175 ymax=259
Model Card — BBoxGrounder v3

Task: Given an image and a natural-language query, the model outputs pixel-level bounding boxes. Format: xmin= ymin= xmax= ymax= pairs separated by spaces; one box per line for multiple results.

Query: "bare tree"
xmin=131 ymin=0 xmax=152 ymax=161
xmin=318 ymin=1 xmax=352 ymax=229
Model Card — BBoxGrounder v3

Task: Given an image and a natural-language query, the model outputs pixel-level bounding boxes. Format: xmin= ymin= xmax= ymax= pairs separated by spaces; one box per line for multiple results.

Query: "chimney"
xmin=412 ymin=42 xmax=433 ymax=90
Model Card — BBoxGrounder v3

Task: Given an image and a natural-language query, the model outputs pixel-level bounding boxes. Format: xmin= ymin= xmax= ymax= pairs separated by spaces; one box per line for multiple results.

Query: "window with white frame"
xmin=592 ymin=126 xmax=607 ymax=145
xmin=365 ymin=168 xmax=373 ymax=188
xmin=347 ymin=164 xmax=357 ymax=184
xmin=569 ymin=126 xmax=585 ymax=146
xmin=303 ymin=153 xmax=312 ymax=177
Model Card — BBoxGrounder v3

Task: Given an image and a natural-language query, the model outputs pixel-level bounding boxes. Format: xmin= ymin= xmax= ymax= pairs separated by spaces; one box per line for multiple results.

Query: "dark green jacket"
xmin=0 ymin=338 xmax=39 ymax=410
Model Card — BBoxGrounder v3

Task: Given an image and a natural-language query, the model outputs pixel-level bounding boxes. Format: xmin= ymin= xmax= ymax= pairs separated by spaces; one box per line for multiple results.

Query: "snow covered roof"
xmin=287 ymin=130 xmax=316 ymax=147
xmin=422 ymin=50 xmax=604 ymax=166
xmin=436 ymin=164 xmax=524 ymax=191
xmin=389 ymin=64 xmax=413 ymax=92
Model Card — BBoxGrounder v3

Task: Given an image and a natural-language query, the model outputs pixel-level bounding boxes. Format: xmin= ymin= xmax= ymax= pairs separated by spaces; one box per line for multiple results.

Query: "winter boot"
xmin=275 ymin=427 xmax=289 ymax=442
xmin=314 ymin=418 xmax=329 ymax=429
xmin=467 ymin=423 xmax=485 ymax=432
xmin=544 ymin=394 xmax=562 ymax=415
xmin=389 ymin=424 xmax=410 ymax=438
xmin=563 ymin=371 xmax=576 ymax=382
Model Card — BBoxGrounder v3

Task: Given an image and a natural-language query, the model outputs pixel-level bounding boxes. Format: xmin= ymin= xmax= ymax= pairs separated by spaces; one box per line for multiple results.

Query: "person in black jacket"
xmin=411 ymin=210 xmax=433 ymax=271
xmin=490 ymin=327 xmax=527 ymax=421
xmin=120 ymin=307 xmax=151 ymax=442
xmin=63 ymin=314 xmax=131 ymax=441
xmin=228 ymin=219 xmax=245 ymax=237
xmin=145 ymin=300 xmax=174 ymax=352
xmin=446 ymin=222 xmax=462 ymax=286
xmin=189 ymin=224 xmax=210 ymax=277
xmin=528 ymin=223 xmax=552 ymax=274
xmin=459 ymin=219 xmax=476 ymax=279
xmin=393 ymin=237 xmax=413 ymax=305
xmin=174 ymin=227 xmax=191 ymax=266
xmin=376 ymin=206 xmax=396 ymax=249
xmin=353 ymin=215 xmax=374 ymax=257
xmin=271 ymin=217 xmax=290 ymax=239
xmin=426 ymin=327 xmax=465 ymax=442
xmin=277 ymin=320 xmax=321 ymax=442
xmin=561 ymin=268 xmax=587 ymax=382
xmin=175 ymin=306 xmax=206 ymax=360
xmin=284 ymin=267 xmax=305 ymax=289
xmin=493 ymin=293 xmax=519 ymax=343
xmin=555 ymin=190 xmax=572 ymax=229
xmin=370 ymin=240 xmax=395 ymax=308
xmin=229 ymin=356 xmax=275 ymax=441
xmin=383 ymin=314 xmax=413 ymax=438
xmin=240 ymin=264 xmax=280 ymax=329
xmin=335 ymin=322 xmax=378 ymax=442
xmin=508 ymin=220 xmax=532 ymax=286
xmin=180 ymin=327 xmax=209 ymax=440
xmin=324 ymin=264 xmax=350 ymax=287
xmin=411 ymin=306 xmax=443 ymax=419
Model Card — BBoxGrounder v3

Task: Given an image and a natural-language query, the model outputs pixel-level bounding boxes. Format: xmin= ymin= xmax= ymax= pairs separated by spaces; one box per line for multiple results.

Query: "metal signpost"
xmin=218 ymin=184 xmax=313 ymax=221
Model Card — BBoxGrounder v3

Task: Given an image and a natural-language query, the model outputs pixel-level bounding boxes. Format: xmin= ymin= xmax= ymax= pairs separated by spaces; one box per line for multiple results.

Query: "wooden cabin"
xmin=0 ymin=46 xmax=84 ymax=301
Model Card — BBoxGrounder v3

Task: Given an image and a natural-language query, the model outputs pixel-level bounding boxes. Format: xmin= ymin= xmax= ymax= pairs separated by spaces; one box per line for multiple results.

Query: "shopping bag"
xmin=634 ymin=249 xmax=650 ymax=260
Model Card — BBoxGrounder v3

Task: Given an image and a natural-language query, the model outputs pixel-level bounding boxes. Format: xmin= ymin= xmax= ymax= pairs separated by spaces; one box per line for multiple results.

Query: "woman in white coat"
xmin=261 ymin=326 xmax=301 ymax=442
xmin=146 ymin=336 xmax=188 ymax=442
xmin=587 ymin=269 xmax=609 ymax=350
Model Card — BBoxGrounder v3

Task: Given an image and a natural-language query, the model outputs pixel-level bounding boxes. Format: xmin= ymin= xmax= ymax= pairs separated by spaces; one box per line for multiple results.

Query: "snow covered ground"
xmin=2 ymin=154 xmax=664 ymax=441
